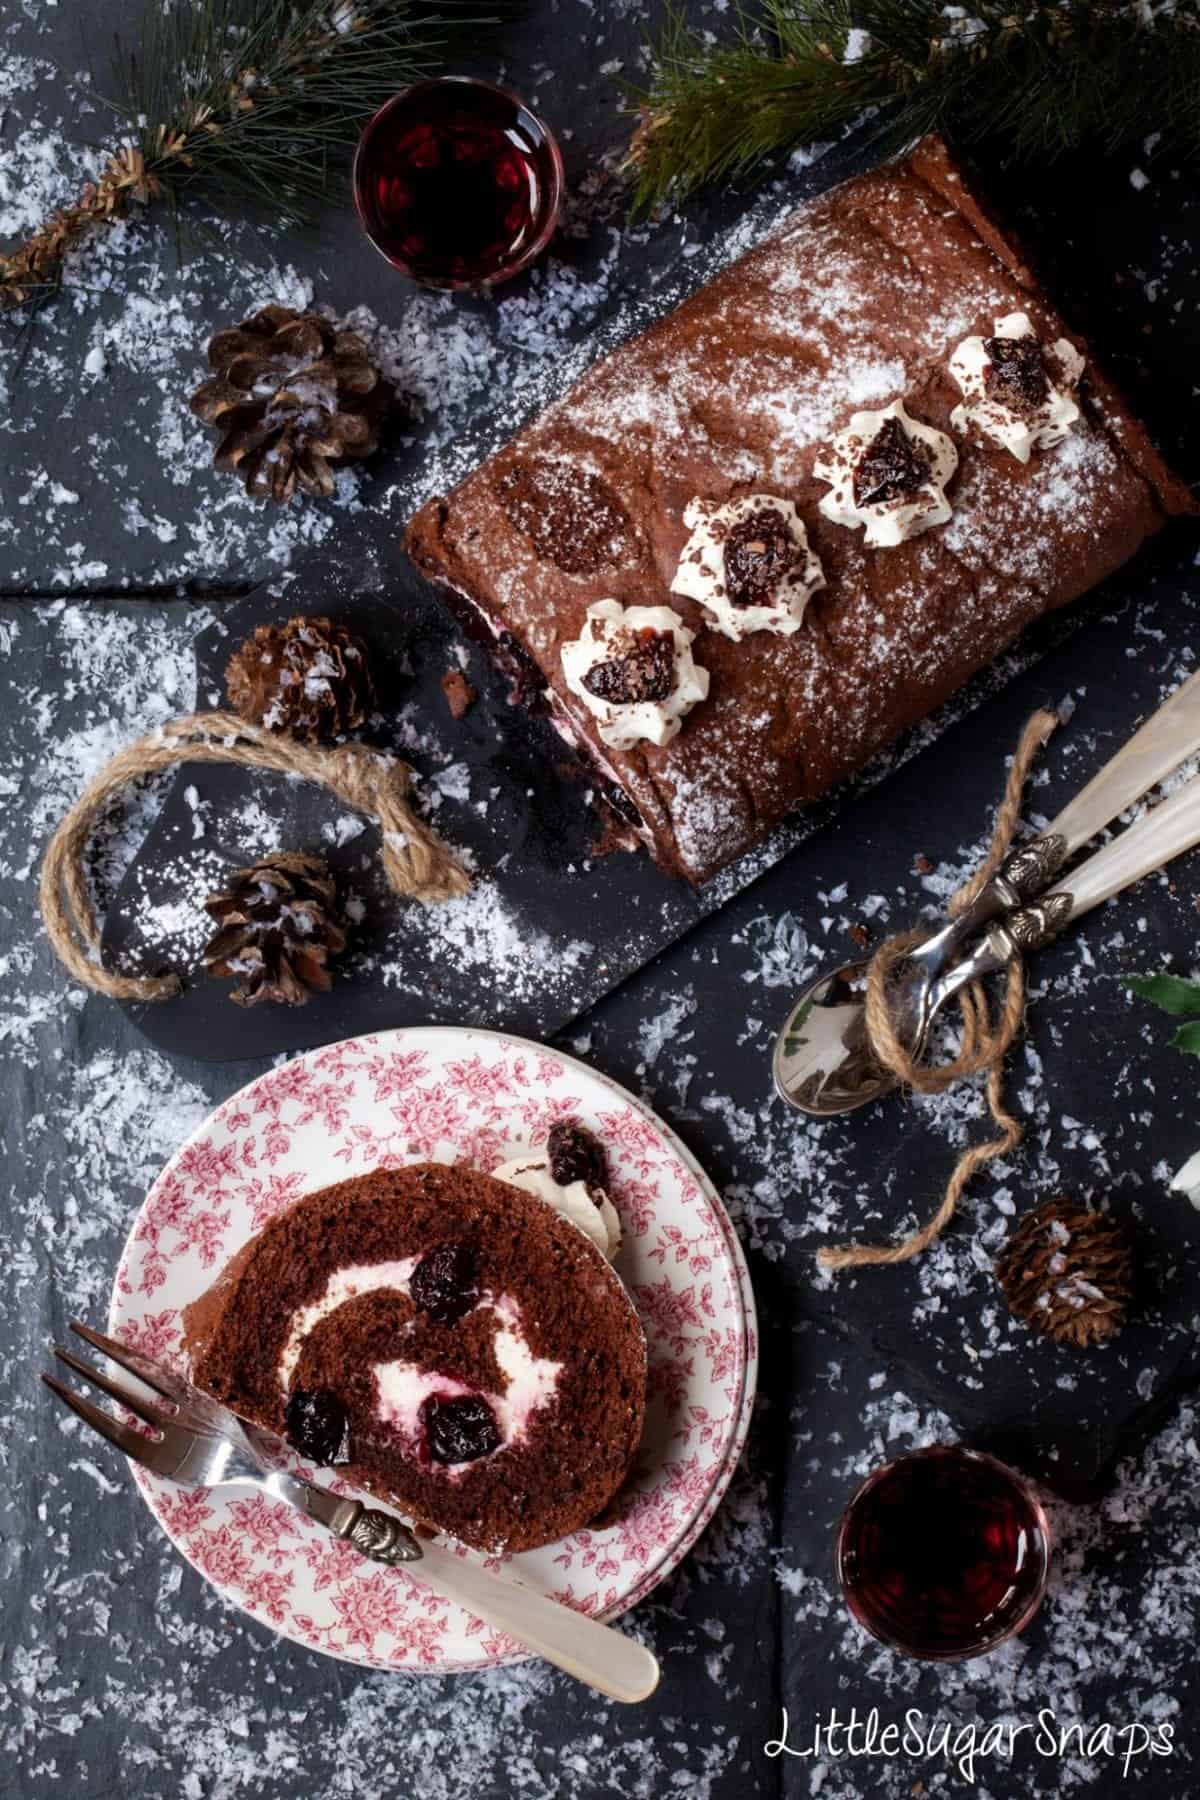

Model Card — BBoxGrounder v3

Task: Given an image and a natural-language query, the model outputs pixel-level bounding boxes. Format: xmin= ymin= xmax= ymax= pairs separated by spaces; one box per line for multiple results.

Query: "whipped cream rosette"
xmin=815 ymin=398 xmax=957 ymax=547
xmin=950 ymin=311 xmax=1084 ymax=463
xmin=560 ymin=599 xmax=709 ymax=750
xmin=494 ymin=1117 xmax=621 ymax=1259
xmin=670 ymin=494 xmax=825 ymax=639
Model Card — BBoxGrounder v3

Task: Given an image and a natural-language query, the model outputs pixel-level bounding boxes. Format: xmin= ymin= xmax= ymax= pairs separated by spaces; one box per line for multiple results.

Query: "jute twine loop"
xmin=818 ymin=706 xmax=1060 ymax=1273
xmin=39 ymin=710 xmax=472 ymax=1005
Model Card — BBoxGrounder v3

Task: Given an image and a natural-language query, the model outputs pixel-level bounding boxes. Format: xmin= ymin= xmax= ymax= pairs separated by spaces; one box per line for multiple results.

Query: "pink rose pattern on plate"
xmin=113 ymin=1027 xmax=757 ymax=1674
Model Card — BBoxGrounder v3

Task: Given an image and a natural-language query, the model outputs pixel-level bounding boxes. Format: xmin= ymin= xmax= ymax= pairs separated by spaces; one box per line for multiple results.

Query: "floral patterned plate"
xmin=110 ymin=1027 xmax=758 ymax=1672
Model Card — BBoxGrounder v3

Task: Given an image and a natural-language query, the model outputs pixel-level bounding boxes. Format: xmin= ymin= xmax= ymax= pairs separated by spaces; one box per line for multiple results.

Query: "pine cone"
xmin=995 ymin=1198 xmax=1132 ymax=1348
xmin=189 ymin=305 xmax=392 ymax=503
xmin=202 ymin=853 xmax=346 ymax=1007
xmin=226 ymin=616 xmax=375 ymax=741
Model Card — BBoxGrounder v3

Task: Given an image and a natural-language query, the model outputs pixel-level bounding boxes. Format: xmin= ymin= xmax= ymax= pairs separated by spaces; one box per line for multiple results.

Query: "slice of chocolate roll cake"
xmin=181 ymin=1160 xmax=647 ymax=1554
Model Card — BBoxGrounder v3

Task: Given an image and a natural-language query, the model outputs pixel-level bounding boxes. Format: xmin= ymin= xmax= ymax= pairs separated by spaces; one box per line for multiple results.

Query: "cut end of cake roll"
xmin=181 ymin=1162 xmax=648 ymax=1555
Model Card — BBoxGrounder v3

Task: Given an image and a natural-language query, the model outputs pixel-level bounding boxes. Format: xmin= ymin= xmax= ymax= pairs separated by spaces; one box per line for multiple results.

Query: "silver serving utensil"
xmin=886 ymin=767 xmax=1200 ymax=1049
xmin=774 ymin=669 xmax=1200 ymax=1116
xmin=43 ymin=1321 xmax=660 ymax=1704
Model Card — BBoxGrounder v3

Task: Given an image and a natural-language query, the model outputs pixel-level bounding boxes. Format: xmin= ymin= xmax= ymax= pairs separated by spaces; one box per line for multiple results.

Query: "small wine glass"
xmin=836 ymin=1443 xmax=1051 ymax=1661
xmin=353 ymin=75 xmax=565 ymax=290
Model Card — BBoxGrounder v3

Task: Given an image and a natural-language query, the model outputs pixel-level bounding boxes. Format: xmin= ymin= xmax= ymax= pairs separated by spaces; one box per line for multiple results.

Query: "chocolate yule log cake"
xmin=405 ymin=136 xmax=1196 ymax=885
xmin=182 ymin=1150 xmax=646 ymax=1554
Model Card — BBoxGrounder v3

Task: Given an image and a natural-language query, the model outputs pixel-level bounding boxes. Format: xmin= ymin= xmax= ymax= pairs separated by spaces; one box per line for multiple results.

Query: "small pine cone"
xmin=189 ymin=304 xmax=392 ymax=503
xmin=202 ymin=852 xmax=346 ymax=1007
xmin=226 ymin=615 xmax=374 ymax=741
xmin=995 ymin=1198 xmax=1132 ymax=1348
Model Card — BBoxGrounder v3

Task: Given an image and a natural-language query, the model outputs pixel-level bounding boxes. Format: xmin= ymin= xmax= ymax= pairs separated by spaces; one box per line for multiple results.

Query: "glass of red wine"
xmin=836 ymin=1444 xmax=1051 ymax=1661
xmin=353 ymin=76 xmax=565 ymax=289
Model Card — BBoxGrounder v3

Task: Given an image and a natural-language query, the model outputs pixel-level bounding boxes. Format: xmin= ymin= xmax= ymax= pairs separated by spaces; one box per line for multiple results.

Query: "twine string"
xmin=39 ymin=710 xmax=472 ymax=1005
xmin=818 ymin=706 xmax=1060 ymax=1272
xmin=41 ymin=698 xmax=1058 ymax=1257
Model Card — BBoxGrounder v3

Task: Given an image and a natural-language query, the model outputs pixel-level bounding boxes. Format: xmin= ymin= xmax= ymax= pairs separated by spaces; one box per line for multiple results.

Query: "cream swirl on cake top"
xmin=560 ymin=600 xmax=708 ymax=750
xmin=949 ymin=311 xmax=1084 ymax=464
xmin=670 ymin=494 xmax=825 ymax=639
xmin=494 ymin=1117 xmax=621 ymax=1259
xmin=493 ymin=1166 xmax=620 ymax=1259
xmin=814 ymin=398 xmax=957 ymax=547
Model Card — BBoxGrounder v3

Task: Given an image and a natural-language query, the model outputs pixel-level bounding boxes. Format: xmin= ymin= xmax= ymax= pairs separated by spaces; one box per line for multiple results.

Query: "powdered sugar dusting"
xmin=5 ymin=0 xmax=1200 ymax=1787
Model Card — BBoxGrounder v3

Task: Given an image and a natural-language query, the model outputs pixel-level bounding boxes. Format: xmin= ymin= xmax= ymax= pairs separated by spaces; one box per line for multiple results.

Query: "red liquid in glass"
xmin=837 ymin=1447 xmax=1049 ymax=1660
xmin=354 ymin=79 xmax=562 ymax=288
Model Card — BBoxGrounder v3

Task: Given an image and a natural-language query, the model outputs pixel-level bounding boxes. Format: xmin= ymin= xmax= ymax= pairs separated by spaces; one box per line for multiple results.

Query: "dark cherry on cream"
xmin=284 ymin=1387 xmax=349 ymax=1466
xmin=410 ymin=1241 xmax=479 ymax=1326
xmin=582 ymin=630 xmax=675 ymax=707
xmin=984 ymin=333 xmax=1051 ymax=416
xmin=421 ymin=1393 xmax=502 ymax=1465
xmin=853 ymin=415 xmax=931 ymax=508
xmin=722 ymin=507 xmax=798 ymax=606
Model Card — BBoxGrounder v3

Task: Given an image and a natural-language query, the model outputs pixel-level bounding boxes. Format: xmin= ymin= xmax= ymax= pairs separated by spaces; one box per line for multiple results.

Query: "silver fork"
xmin=44 ymin=1321 xmax=660 ymax=1704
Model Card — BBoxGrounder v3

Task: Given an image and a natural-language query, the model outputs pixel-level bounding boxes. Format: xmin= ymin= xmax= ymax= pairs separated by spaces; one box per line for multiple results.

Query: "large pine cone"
xmin=202 ymin=853 xmax=346 ymax=1007
xmin=226 ymin=616 xmax=375 ymax=741
xmin=995 ymin=1198 xmax=1132 ymax=1348
xmin=190 ymin=305 xmax=392 ymax=503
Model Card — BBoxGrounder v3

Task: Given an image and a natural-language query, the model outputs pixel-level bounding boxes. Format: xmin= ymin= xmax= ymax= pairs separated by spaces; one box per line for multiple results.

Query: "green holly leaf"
xmin=1172 ymin=1021 xmax=1200 ymax=1058
xmin=1128 ymin=973 xmax=1200 ymax=1017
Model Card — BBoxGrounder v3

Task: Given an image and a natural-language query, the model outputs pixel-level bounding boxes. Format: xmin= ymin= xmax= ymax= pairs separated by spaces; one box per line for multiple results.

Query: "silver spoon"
xmin=773 ymin=670 xmax=1200 ymax=1117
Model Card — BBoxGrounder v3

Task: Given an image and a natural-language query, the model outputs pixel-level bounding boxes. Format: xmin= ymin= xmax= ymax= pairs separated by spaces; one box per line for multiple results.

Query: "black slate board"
xmin=95 ymin=118 xmax=1200 ymax=1494
xmin=104 ymin=550 xmax=1122 ymax=1062
xmin=742 ymin=545 xmax=1200 ymax=1500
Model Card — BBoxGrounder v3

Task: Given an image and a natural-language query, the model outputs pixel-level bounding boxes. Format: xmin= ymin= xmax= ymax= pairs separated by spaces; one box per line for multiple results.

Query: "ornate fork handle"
xmin=918 ymin=663 xmax=1200 ymax=973
xmin=988 ymin=890 xmax=1076 ymax=958
xmin=343 ymin=1503 xmax=423 ymax=1565
xmin=925 ymin=891 xmax=1075 ymax=1016
xmin=904 ymin=832 xmax=1067 ymax=984
xmin=994 ymin=833 xmax=1070 ymax=903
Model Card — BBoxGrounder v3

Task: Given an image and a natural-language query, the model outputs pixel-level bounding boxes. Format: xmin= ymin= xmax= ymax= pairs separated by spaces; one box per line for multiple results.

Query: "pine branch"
xmin=0 ymin=0 xmax=494 ymax=310
xmin=626 ymin=0 xmax=1200 ymax=215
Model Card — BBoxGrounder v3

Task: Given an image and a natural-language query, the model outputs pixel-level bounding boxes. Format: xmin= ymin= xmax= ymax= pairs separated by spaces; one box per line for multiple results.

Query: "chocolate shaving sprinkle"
xmin=582 ymin=628 xmax=676 ymax=707
xmin=496 ymin=460 xmax=633 ymax=575
xmin=984 ymin=334 xmax=1051 ymax=417
xmin=722 ymin=507 xmax=799 ymax=607
xmin=853 ymin=415 xmax=931 ymax=508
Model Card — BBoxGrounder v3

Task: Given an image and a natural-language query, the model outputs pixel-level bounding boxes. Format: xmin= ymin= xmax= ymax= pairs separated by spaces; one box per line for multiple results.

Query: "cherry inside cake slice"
xmin=181 ymin=1162 xmax=647 ymax=1554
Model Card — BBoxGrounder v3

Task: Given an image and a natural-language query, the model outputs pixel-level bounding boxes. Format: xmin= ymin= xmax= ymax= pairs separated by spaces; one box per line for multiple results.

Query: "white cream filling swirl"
xmin=274 ymin=1258 xmax=562 ymax=1472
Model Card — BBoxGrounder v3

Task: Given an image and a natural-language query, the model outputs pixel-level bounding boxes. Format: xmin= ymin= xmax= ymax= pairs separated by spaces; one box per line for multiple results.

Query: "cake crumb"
xmin=441 ymin=669 xmax=478 ymax=720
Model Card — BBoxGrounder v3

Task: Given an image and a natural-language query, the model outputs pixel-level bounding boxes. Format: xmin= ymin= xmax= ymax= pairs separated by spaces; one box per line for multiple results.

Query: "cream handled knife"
xmin=1044 ymin=666 xmax=1200 ymax=854
xmin=922 ymin=767 xmax=1200 ymax=1020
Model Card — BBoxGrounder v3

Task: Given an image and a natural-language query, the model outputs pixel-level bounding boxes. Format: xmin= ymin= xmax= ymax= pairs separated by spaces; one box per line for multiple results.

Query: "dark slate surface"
xmin=101 ymin=511 xmax=1104 ymax=1067
xmin=5 ymin=2 xmax=1200 ymax=1797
